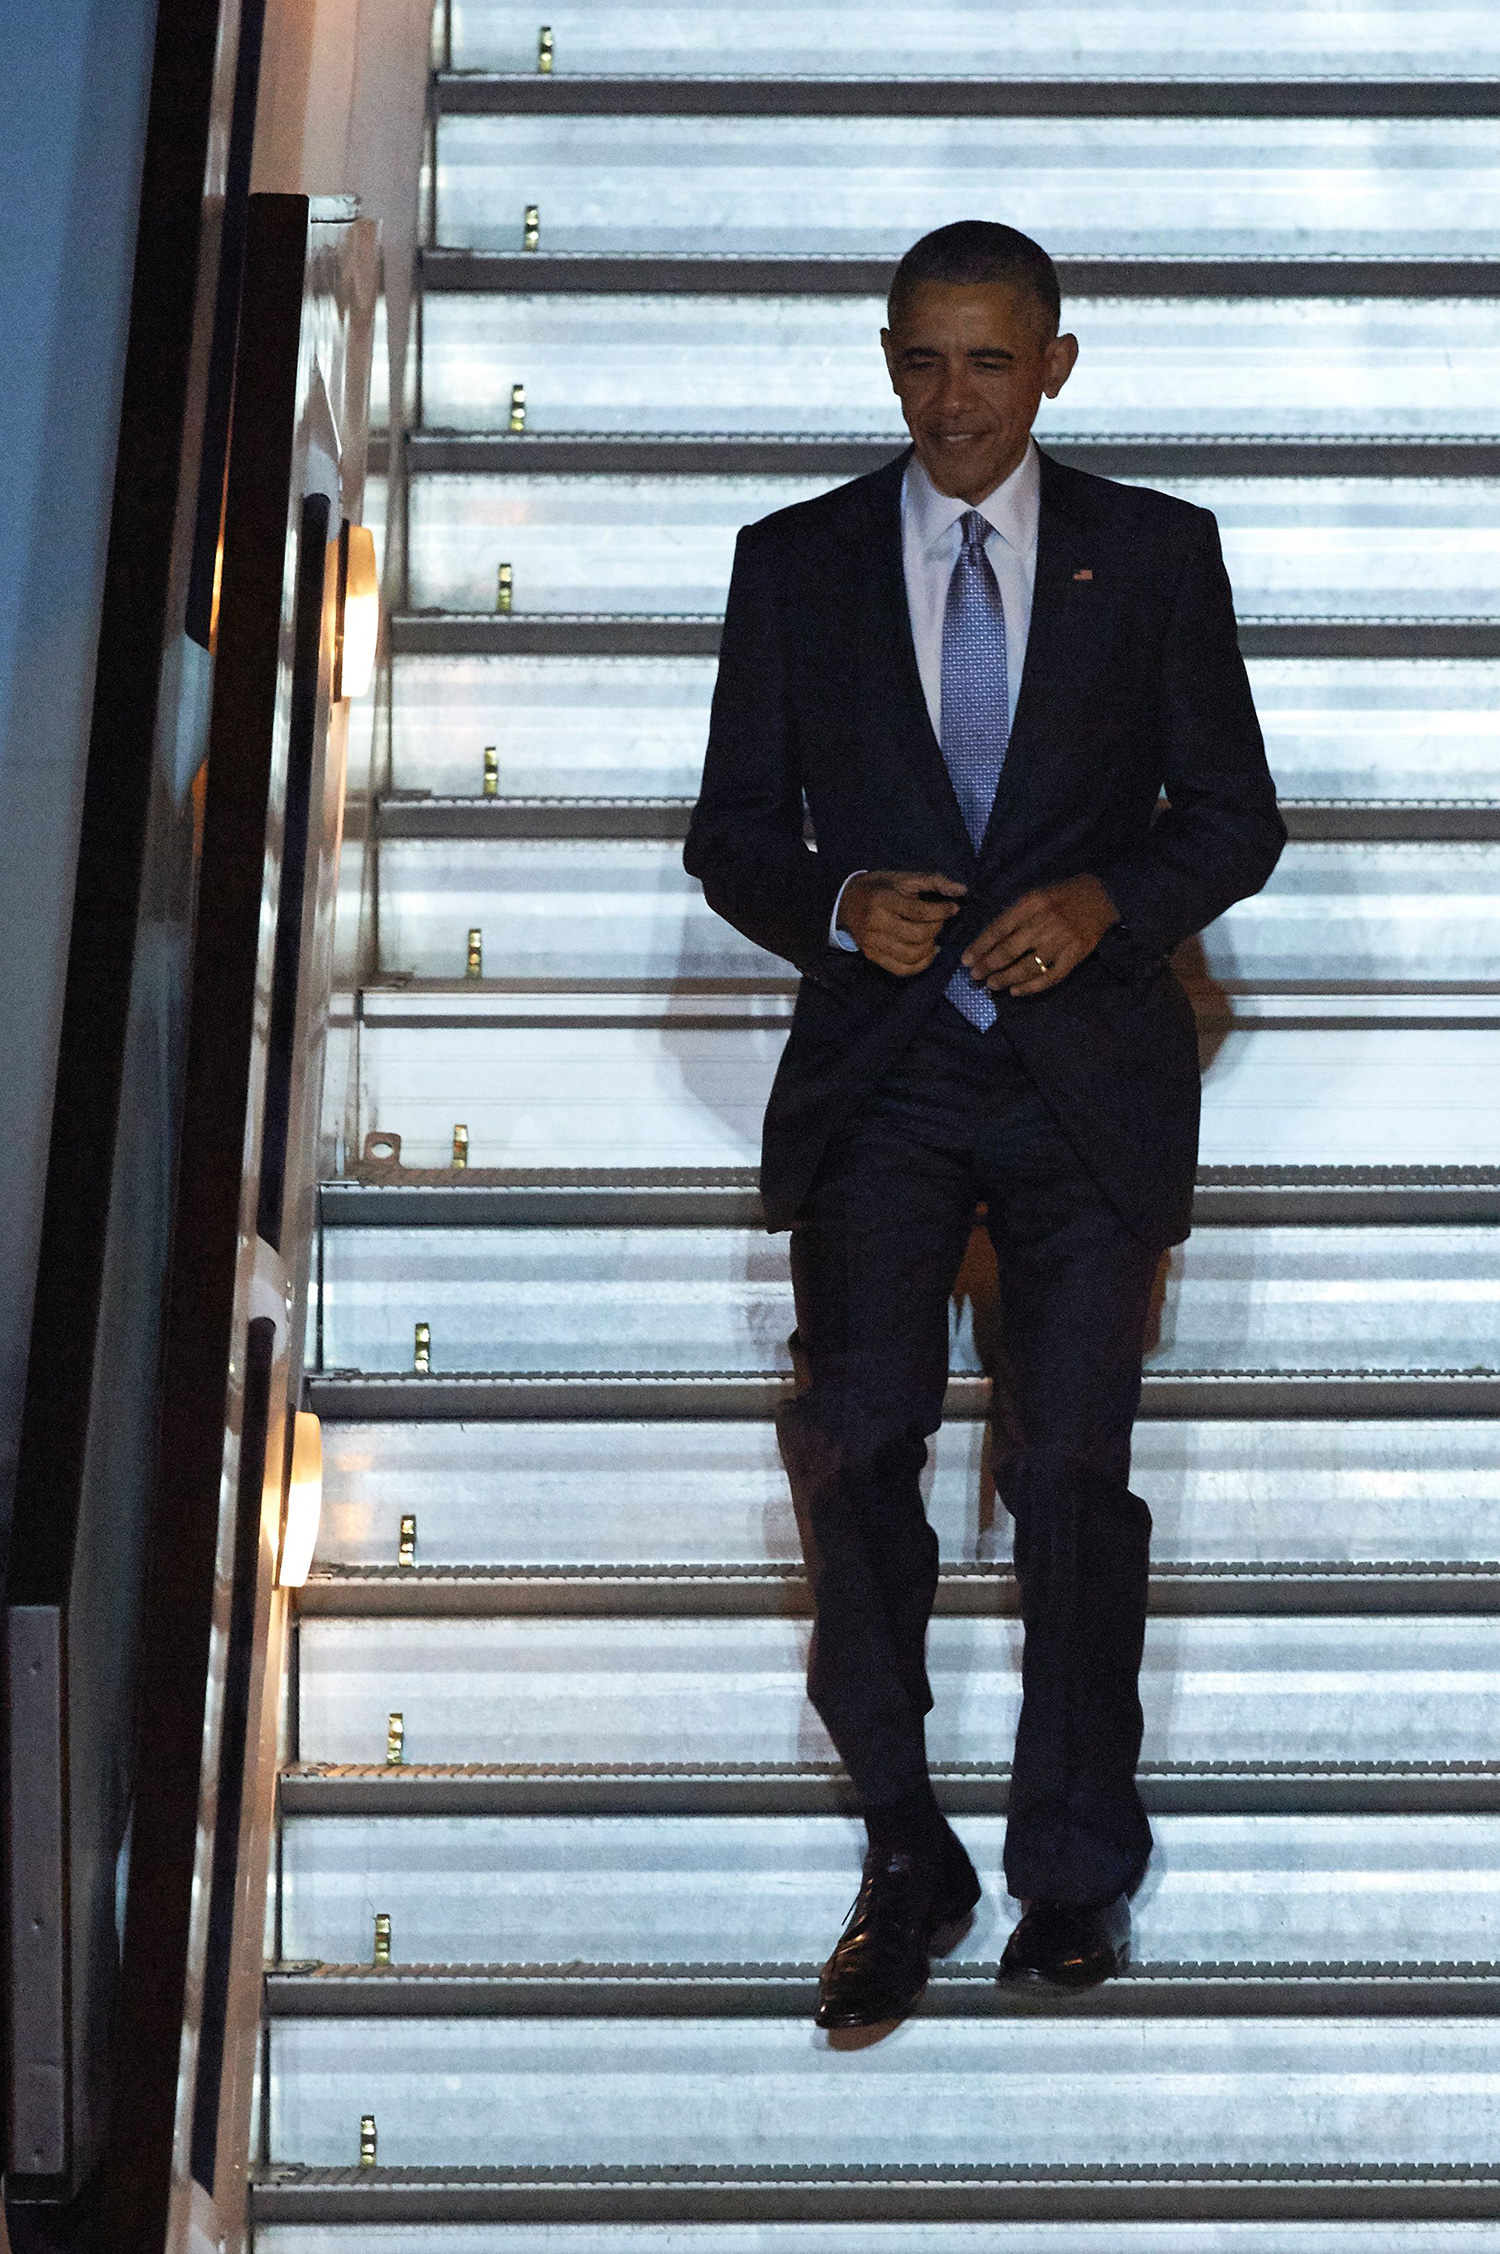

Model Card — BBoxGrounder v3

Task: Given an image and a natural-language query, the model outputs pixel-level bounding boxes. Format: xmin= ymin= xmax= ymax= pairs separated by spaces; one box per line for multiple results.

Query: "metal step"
xmin=371 ymin=796 xmax=1500 ymax=846
xmin=244 ymin=2162 xmax=1500 ymax=2230
xmin=405 ymin=472 xmax=1500 ymax=621
xmin=352 ymin=1018 xmax=1500 ymax=1170
xmin=299 ymin=1561 xmax=1500 ymax=1620
xmin=436 ymin=78 xmax=1500 ymax=122
xmin=416 ymin=292 xmax=1500 ymax=441
xmin=306 ymin=1371 xmax=1500 ymax=1423
xmin=319 ymin=1167 xmax=1500 ymax=1228
xmin=442 ymin=3 xmax=1500 ymax=82
xmin=291 ymin=1612 xmax=1500 ymax=1773
xmin=372 ymin=836 xmax=1500 ymax=988
xmin=422 ymin=250 xmax=1500 ymax=301
xmin=278 ymin=1760 xmax=1500 ymax=1819
xmin=275 ymin=1809 xmax=1500 ymax=1976
xmin=430 ymin=115 xmax=1500 ymax=260
xmin=313 ymin=1415 xmax=1500 ymax=1573
xmin=390 ymin=652 xmax=1500 ymax=805
xmin=356 ymin=982 xmax=1500 ymax=1026
xmin=266 ymin=1960 xmax=1500 ymax=2019
xmin=393 ymin=615 xmax=1500 ymax=663
xmin=263 ymin=2009 xmax=1500 ymax=2168
xmin=315 ymin=1220 xmax=1500 ymax=1379
xmin=407 ymin=433 xmax=1500 ymax=478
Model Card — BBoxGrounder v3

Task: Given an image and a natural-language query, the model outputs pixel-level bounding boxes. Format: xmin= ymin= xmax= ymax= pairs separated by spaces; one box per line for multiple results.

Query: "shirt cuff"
xmin=829 ymin=870 xmax=867 ymax=951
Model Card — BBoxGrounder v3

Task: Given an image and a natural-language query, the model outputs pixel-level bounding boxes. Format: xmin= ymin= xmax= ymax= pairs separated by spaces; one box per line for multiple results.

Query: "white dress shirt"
xmin=831 ymin=439 xmax=1042 ymax=947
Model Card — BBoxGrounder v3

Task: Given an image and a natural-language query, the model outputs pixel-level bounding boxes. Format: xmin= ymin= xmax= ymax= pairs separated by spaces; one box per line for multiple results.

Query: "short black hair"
xmin=886 ymin=221 xmax=1061 ymax=336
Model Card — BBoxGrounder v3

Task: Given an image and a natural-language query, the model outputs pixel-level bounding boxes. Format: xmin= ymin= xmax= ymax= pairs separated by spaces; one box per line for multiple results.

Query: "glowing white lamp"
xmin=278 ymin=1409 xmax=324 ymax=1587
xmin=337 ymin=523 xmax=379 ymax=699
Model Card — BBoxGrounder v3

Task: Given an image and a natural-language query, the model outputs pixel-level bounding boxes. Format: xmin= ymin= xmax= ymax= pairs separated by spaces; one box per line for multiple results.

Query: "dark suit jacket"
xmin=684 ymin=446 xmax=1286 ymax=1245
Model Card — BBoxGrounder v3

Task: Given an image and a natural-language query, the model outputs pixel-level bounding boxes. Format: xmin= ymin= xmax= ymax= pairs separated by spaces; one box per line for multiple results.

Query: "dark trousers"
xmin=777 ymin=999 xmax=1161 ymax=1906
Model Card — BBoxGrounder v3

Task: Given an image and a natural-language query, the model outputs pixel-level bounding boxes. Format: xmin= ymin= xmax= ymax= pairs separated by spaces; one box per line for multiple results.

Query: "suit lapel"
xmin=977 ymin=447 xmax=1093 ymax=864
xmin=860 ymin=449 xmax=979 ymax=870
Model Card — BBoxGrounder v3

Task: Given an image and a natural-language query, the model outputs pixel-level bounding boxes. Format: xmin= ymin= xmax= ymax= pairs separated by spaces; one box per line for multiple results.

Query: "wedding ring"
xmin=1031 ymin=952 xmax=1052 ymax=975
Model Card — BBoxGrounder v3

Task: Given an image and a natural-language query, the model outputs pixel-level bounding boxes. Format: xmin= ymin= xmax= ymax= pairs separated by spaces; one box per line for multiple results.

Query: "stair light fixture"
xmin=335 ymin=520 xmax=379 ymax=700
xmin=414 ymin=1322 xmax=432 ymax=1374
xmin=398 ymin=1513 xmax=417 ymax=1567
xmin=466 ymin=927 xmax=483 ymax=977
xmin=538 ymin=24 xmax=553 ymax=71
xmin=509 ymin=382 xmax=527 ymax=433
xmin=386 ymin=1712 xmax=405 ymax=1765
xmin=359 ymin=2115 xmax=378 ymax=2166
xmin=276 ymin=1410 xmax=324 ymax=1588
xmin=373 ymin=1912 xmax=392 ymax=1966
xmin=452 ymin=1123 xmax=469 ymax=1168
xmin=483 ymin=744 xmax=499 ymax=795
xmin=496 ymin=562 xmax=513 ymax=613
xmin=523 ymin=203 xmax=540 ymax=251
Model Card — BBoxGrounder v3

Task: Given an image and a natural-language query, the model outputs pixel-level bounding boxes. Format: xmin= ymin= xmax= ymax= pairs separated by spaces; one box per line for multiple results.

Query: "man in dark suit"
xmin=684 ymin=221 xmax=1284 ymax=2028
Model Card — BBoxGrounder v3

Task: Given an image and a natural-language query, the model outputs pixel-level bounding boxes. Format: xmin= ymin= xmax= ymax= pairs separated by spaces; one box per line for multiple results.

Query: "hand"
xmin=961 ymin=874 xmax=1120 ymax=997
xmin=839 ymin=870 xmax=967 ymax=976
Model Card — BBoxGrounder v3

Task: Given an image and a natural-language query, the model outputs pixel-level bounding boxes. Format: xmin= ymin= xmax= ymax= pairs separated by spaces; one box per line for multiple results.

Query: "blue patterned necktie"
xmin=940 ymin=508 xmax=1010 ymax=1029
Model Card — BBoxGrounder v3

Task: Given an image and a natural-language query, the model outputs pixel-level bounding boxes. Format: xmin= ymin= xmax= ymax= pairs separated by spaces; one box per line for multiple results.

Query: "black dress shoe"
xmin=998 ymin=1893 xmax=1130 ymax=1991
xmin=816 ymin=1837 xmax=981 ymax=2030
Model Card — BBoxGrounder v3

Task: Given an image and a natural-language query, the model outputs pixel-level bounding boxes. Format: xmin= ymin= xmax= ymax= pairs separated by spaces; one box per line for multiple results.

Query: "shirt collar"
xmin=903 ymin=437 xmax=1040 ymax=559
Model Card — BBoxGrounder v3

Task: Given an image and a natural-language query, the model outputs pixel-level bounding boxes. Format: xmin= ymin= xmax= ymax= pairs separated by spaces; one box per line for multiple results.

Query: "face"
xmin=882 ymin=280 xmax=1079 ymax=503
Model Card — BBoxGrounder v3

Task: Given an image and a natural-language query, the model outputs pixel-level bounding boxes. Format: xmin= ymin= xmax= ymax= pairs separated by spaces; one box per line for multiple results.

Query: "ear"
xmin=1042 ymin=331 xmax=1080 ymax=400
xmin=880 ymin=326 xmax=901 ymax=393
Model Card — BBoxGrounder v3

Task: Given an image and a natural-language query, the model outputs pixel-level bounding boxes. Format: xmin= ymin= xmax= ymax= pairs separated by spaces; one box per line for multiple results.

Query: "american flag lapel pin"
xmin=1072 ymin=568 xmax=1093 ymax=581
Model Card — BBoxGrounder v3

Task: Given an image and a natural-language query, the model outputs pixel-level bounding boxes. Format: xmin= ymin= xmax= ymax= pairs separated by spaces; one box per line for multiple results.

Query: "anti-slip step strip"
xmin=263 ymin=1959 xmax=1500 ymax=2019
xmin=420 ymin=250 xmax=1500 ymax=300
xmin=403 ymin=433 xmax=1500 ymax=479
xmin=278 ymin=1759 xmax=1500 ymax=1818
xmin=369 ymin=794 xmax=1500 ymax=846
xmin=295 ymin=1559 xmax=1500 ymax=1620
xmin=353 ymin=980 xmax=1500 ymax=1032
xmin=391 ymin=612 xmax=1500 ymax=661
xmin=318 ymin=1165 xmax=1500 ymax=1227
xmin=434 ymin=77 xmax=1500 ymax=122
xmin=249 ymin=2158 xmax=1500 ymax=2227
xmin=305 ymin=1371 xmax=1500 ymax=1424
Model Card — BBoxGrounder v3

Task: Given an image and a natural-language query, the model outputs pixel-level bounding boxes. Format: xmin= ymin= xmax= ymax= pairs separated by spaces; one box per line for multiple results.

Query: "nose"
xmin=928 ymin=357 xmax=983 ymax=420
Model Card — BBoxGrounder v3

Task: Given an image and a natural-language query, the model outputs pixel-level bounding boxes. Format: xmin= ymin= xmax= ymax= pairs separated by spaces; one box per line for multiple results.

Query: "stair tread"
xmin=305 ymin=1558 xmax=1500 ymax=1580
xmin=261 ymin=1957 xmax=1500 ymax=2019
xmin=303 ymin=1371 xmax=1500 ymax=1426
xmin=434 ymin=75 xmax=1500 ymax=121
xmin=267 ymin=1957 xmax=1500 ymax=1978
xmin=296 ymin=1558 xmax=1500 ymax=1621
xmin=247 ymin=2155 xmax=1500 ymax=2226
xmin=420 ymin=249 xmax=1500 ymax=297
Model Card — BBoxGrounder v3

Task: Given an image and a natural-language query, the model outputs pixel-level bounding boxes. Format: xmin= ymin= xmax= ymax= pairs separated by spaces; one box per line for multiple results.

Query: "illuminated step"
xmin=390 ymin=653 xmax=1500 ymax=804
xmin=406 ymin=471 xmax=1500 ymax=620
xmin=352 ymin=1019 xmax=1500 ymax=1171
xmin=314 ymin=1417 xmax=1500 ymax=1574
xmin=432 ymin=113 xmax=1500 ymax=260
xmin=445 ymin=1 xmax=1500 ymax=80
xmin=417 ymin=293 xmax=1500 ymax=440
xmin=276 ymin=1808 xmax=1500 ymax=1975
xmin=248 ymin=2171 xmax=1500 ymax=2236
xmin=317 ymin=1219 xmax=1500 ymax=1378
xmin=372 ymin=836 xmax=1500 ymax=987
xmin=292 ymin=1611 xmax=1500 ymax=1772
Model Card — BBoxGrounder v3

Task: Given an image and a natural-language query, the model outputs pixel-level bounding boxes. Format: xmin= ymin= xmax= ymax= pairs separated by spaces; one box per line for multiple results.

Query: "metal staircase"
xmin=253 ymin=3 xmax=1500 ymax=2242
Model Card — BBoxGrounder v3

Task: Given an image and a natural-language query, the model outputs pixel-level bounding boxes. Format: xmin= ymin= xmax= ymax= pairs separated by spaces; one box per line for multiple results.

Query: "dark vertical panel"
xmin=5 ymin=1609 xmax=66 ymax=2177
xmin=256 ymin=494 xmax=332 ymax=1248
xmin=4 ymin=0 xmax=253 ymax=2217
xmin=188 ymin=1314 xmax=276 ymax=2195
xmin=99 ymin=193 xmax=311 ymax=2254
xmin=184 ymin=0 xmax=269 ymax=649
